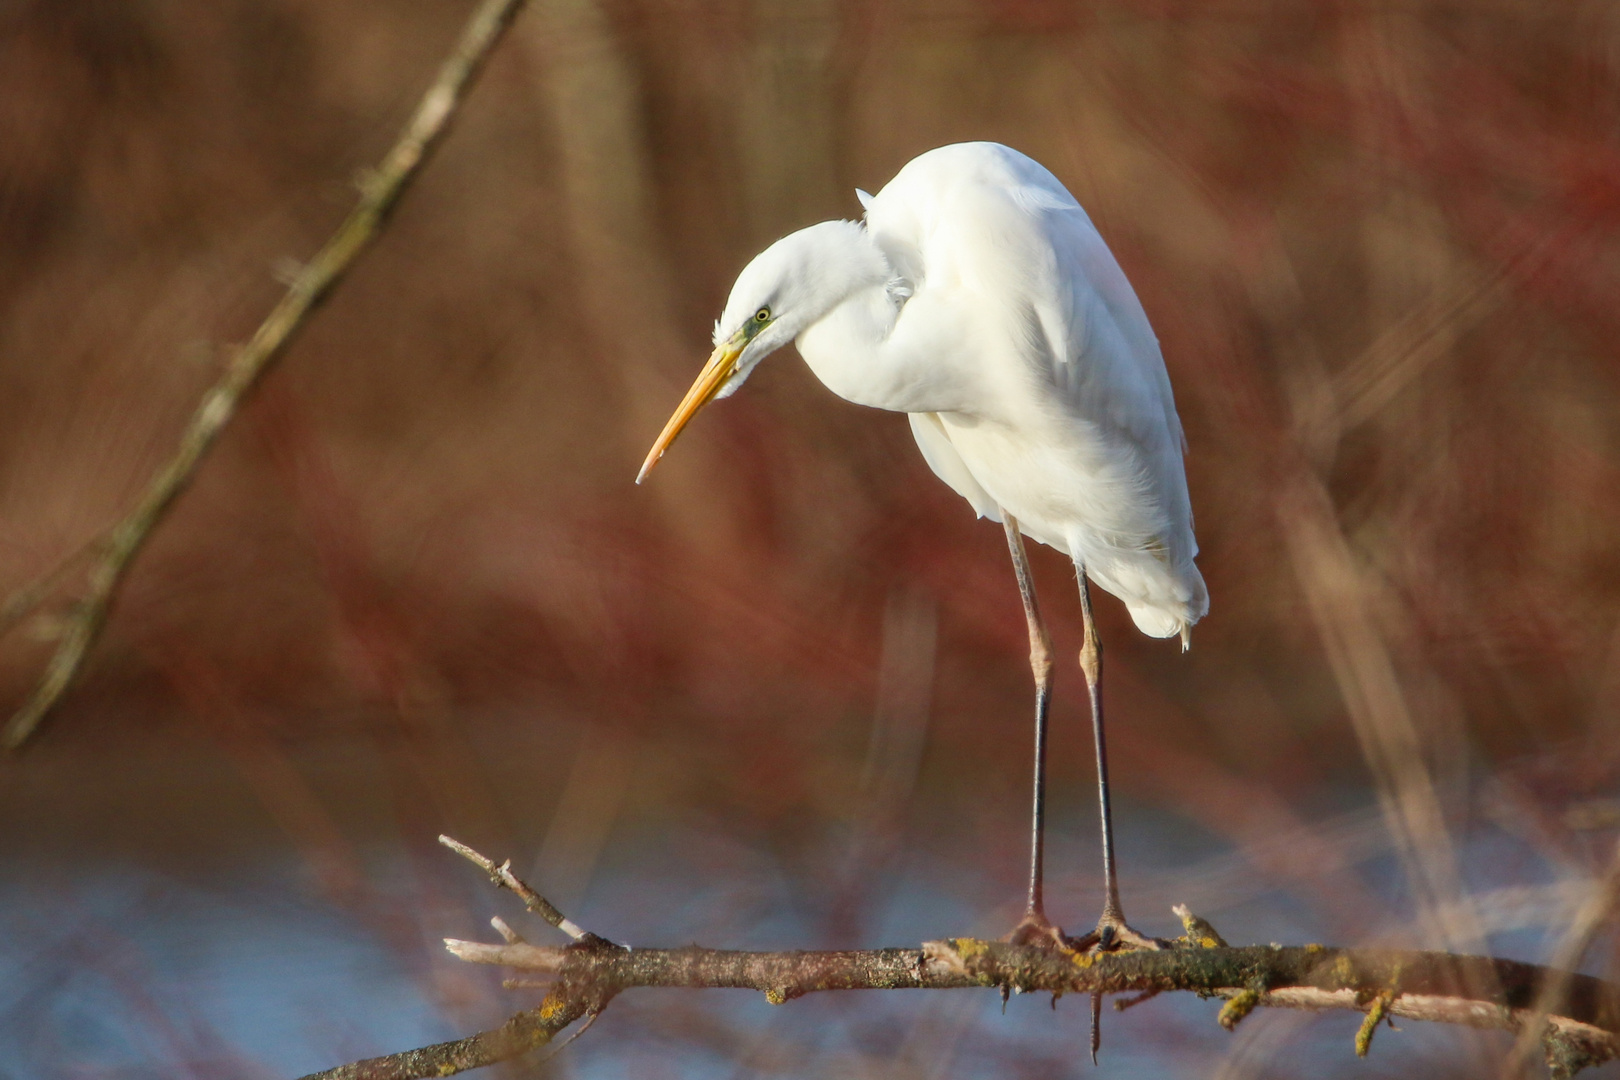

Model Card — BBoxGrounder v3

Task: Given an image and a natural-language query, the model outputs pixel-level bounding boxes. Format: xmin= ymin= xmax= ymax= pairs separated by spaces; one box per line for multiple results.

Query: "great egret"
xmin=638 ymin=142 xmax=1207 ymax=953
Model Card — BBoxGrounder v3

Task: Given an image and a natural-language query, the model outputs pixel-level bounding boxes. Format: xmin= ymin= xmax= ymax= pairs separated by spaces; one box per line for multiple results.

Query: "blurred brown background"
xmin=2 ymin=1 xmax=1619 ymax=1077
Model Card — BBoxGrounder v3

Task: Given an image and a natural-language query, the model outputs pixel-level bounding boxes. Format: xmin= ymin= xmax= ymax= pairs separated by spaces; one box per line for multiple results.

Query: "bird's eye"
xmin=755 ymin=308 xmax=770 ymax=323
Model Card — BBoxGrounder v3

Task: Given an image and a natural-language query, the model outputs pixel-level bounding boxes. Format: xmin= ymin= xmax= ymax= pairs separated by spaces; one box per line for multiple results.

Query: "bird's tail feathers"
xmin=1092 ymin=549 xmax=1207 ymax=645
xmin=1123 ymin=601 xmax=1185 ymax=640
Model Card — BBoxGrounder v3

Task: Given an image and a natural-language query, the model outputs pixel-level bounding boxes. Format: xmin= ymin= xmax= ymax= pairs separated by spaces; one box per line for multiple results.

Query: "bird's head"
xmin=636 ymin=220 xmax=881 ymax=483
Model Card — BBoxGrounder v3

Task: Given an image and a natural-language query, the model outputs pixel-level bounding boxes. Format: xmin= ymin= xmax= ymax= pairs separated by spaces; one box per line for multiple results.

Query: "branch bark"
xmin=294 ymin=839 xmax=1620 ymax=1080
xmin=1 ymin=0 xmax=531 ymax=750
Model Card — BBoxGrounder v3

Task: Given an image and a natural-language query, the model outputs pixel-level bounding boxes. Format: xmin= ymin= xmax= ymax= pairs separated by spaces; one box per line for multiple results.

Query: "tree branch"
xmin=1 ymin=0 xmax=531 ymax=750
xmin=294 ymin=997 xmax=590 ymax=1080
xmin=293 ymin=838 xmax=1620 ymax=1080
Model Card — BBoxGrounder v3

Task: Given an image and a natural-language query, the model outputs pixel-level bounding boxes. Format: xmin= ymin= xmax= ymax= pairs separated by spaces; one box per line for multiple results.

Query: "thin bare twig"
xmin=291 ymin=837 xmax=618 ymax=1080
xmin=438 ymin=835 xmax=590 ymax=942
xmin=1 ymin=0 xmax=532 ymax=750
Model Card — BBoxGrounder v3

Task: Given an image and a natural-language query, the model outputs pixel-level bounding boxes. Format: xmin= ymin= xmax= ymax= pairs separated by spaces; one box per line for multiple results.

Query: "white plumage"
xmin=656 ymin=141 xmax=1206 ymax=643
xmin=639 ymin=142 xmax=1207 ymax=954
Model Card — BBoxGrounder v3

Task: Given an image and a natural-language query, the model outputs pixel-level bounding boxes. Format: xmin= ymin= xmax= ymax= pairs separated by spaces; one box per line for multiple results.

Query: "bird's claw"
xmin=1003 ymin=908 xmax=1162 ymax=1068
xmin=1004 ymin=911 xmax=1077 ymax=952
xmin=1068 ymin=910 xmax=1168 ymax=954
xmin=1005 ymin=909 xmax=1166 ymax=955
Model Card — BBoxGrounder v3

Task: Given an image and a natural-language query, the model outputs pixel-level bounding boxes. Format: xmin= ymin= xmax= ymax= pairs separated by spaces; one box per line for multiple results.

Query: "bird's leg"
xmin=1000 ymin=516 xmax=1064 ymax=949
xmin=1069 ymin=564 xmax=1162 ymax=955
xmin=1079 ymin=568 xmax=1121 ymax=929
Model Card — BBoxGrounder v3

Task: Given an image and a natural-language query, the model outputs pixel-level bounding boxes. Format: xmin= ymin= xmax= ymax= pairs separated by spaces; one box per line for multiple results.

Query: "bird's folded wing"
xmin=907 ymin=412 xmax=1001 ymax=522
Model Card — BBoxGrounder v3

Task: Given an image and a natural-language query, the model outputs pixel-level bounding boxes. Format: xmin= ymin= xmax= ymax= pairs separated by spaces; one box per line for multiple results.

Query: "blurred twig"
xmin=1505 ymin=837 xmax=1620 ymax=1078
xmin=1244 ymin=232 xmax=1484 ymax=958
xmin=0 ymin=532 xmax=108 ymax=641
xmin=295 ymin=837 xmax=1620 ymax=1080
xmin=0 ymin=0 xmax=531 ymax=750
xmin=1329 ymin=259 xmax=1510 ymax=432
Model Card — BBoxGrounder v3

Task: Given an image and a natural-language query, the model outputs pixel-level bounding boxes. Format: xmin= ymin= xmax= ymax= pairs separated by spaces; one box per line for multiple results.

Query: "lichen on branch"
xmin=293 ymin=838 xmax=1620 ymax=1080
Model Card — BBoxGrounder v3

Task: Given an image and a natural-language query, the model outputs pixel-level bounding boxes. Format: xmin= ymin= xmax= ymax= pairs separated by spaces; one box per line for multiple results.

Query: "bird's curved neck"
xmin=798 ymin=280 xmax=974 ymax=415
xmin=789 ymin=228 xmax=959 ymax=414
xmin=795 ymin=283 xmax=902 ymax=407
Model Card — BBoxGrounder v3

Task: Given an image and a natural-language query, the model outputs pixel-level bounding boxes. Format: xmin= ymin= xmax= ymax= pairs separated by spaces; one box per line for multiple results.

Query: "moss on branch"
xmin=299 ymin=933 xmax=1620 ymax=1080
xmin=294 ymin=840 xmax=1620 ymax=1080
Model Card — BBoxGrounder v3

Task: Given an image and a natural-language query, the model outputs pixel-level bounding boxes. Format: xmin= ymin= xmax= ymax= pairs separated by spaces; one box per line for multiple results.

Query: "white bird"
xmin=638 ymin=142 xmax=1207 ymax=953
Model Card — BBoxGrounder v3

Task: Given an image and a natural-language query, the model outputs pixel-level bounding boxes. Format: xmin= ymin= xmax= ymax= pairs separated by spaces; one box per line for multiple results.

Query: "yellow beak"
xmin=636 ymin=336 xmax=746 ymax=484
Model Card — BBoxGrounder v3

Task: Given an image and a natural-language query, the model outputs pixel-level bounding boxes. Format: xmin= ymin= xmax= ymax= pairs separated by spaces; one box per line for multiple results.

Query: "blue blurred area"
xmin=3 ymin=793 xmax=1606 ymax=1079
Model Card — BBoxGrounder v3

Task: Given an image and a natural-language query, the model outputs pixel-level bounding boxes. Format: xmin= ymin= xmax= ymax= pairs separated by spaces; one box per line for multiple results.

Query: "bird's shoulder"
xmin=863 ymin=143 xmax=1090 ymax=273
xmin=865 ymin=143 xmax=1184 ymax=456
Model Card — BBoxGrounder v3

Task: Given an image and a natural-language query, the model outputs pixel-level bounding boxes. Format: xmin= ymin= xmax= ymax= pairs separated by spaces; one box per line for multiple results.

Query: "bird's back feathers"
xmin=862 ymin=143 xmax=1207 ymax=639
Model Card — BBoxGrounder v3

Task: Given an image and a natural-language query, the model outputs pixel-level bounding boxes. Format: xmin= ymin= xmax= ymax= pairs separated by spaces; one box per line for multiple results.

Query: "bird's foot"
xmin=1067 ymin=908 xmax=1169 ymax=954
xmin=1068 ymin=909 xmax=1167 ymax=1065
xmin=1004 ymin=908 xmax=1164 ymax=1067
xmin=1003 ymin=910 xmax=1076 ymax=952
